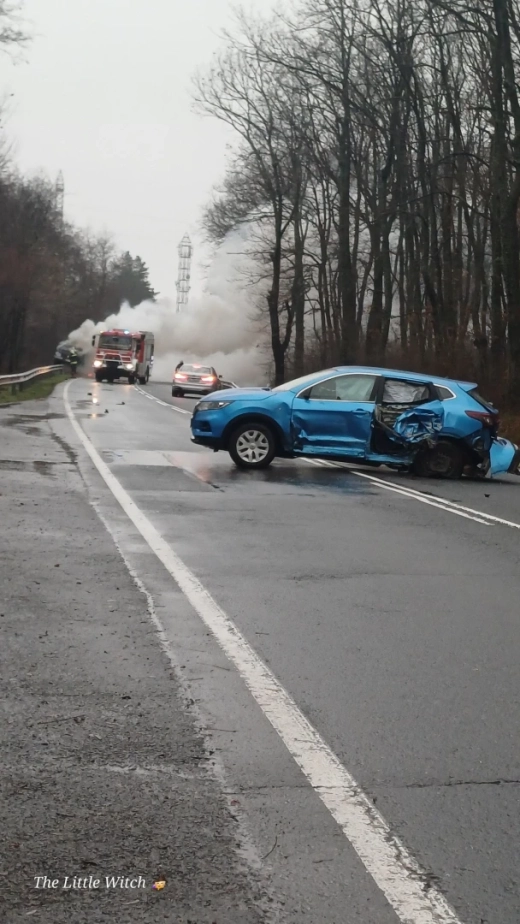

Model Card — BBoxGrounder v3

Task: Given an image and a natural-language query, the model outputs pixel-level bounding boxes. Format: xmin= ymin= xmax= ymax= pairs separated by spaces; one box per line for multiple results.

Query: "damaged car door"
xmin=290 ymin=373 xmax=379 ymax=458
xmin=370 ymin=377 xmax=444 ymax=461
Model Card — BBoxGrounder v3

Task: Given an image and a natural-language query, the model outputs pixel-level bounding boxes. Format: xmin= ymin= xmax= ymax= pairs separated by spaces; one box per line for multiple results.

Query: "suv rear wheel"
xmin=228 ymin=422 xmax=276 ymax=469
xmin=413 ymin=440 xmax=465 ymax=479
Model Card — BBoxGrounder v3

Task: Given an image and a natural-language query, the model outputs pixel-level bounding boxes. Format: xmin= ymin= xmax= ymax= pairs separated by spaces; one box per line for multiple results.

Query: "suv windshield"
xmin=272 ymin=370 xmax=336 ymax=393
xmin=99 ymin=335 xmax=133 ymax=350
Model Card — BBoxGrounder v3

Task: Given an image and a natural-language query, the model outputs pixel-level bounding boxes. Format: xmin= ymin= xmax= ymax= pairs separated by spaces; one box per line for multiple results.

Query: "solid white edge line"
xmin=63 ymin=380 xmax=464 ymax=924
xmin=134 ymin=383 xmax=190 ymax=414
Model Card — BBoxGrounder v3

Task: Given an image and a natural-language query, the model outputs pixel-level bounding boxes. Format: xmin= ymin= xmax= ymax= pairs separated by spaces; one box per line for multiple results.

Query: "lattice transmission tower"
xmin=55 ymin=171 xmax=65 ymax=225
xmin=176 ymin=233 xmax=193 ymax=312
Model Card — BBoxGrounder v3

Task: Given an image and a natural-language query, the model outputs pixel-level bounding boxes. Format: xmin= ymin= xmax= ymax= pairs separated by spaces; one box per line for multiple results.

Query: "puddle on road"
xmin=2 ymin=413 xmax=64 ymax=424
xmin=104 ymin=448 xmax=372 ymax=496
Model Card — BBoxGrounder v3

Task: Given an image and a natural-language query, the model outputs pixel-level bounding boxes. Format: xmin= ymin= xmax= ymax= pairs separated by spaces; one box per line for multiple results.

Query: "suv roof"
xmin=332 ymin=366 xmax=476 ymax=389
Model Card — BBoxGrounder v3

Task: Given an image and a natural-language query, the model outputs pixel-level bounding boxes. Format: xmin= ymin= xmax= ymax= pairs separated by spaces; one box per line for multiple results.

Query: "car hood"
xmin=209 ymin=387 xmax=272 ymax=401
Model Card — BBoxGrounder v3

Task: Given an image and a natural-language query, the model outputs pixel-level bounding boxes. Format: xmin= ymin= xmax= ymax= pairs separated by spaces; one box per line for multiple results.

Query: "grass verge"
xmin=0 ymin=372 xmax=68 ymax=406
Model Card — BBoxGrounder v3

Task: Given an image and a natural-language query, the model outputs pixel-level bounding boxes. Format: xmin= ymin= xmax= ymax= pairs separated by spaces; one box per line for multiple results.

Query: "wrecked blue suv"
xmin=190 ymin=366 xmax=520 ymax=479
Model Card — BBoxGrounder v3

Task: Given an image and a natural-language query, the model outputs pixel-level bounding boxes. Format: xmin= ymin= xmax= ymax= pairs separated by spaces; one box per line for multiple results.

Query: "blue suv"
xmin=190 ymin=366 xmax=520 ymax=479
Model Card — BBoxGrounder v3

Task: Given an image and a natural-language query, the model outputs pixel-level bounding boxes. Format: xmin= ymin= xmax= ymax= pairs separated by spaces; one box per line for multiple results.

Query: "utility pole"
xmin=176 ymin=233 xmax=193 ymax=312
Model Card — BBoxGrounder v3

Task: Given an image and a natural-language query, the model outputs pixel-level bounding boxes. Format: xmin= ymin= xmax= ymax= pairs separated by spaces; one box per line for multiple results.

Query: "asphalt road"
xmin=2 ymin=376 xmax=520 ymax=924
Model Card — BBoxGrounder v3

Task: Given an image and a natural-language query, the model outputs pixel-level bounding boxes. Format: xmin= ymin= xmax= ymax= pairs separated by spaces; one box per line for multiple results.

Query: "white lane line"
xmin=307 ymin=459 xmax=491 ymax=525
xmin=351 ymin=469 xmax=520 ymax=529
xmin=63 ymin=380 xmax=463 ymax=924
xmin=320 ymin=460 xmax=520 ymax=529
xmin=134 ymin=383 xmax=190 ymax=414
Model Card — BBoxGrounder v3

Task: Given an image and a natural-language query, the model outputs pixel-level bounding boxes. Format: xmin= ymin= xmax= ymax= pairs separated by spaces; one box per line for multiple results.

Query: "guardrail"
xmin=0 ymin=364 xmax=67 ymax=395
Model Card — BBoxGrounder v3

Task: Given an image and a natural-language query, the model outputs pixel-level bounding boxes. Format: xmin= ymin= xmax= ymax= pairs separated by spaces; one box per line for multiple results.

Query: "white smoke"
xmin=68 ymin=228 xmax=269 ymax=386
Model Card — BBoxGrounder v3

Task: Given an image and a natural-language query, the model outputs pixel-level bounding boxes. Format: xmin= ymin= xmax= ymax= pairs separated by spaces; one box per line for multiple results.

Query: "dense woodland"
xmin=196 ymin=0 xmax=520 ymax=403
xmin=0 ymin=5 xmax=156 ymax=374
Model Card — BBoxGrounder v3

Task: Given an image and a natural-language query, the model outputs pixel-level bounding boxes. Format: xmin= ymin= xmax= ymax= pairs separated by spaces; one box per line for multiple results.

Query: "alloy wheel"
xmin=235 ymin=429 xmax=270 ymax=464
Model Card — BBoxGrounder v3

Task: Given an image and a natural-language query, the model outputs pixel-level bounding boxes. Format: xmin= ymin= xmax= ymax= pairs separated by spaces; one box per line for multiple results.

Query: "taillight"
xmin=201 ymin=375 xmax=216 ymax=383
xmin=465 ymin=410 xmax=498 ymax=428
xmin=175 ymin=372 xmax=187 ymax=381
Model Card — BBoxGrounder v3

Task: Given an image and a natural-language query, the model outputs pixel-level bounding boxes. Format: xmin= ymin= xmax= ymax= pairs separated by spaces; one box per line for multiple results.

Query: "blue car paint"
xmin=190 ymin=366 xmax=520 ymax=477
xmin=489 ymin=438 xmax=517 ymax=476
xmin=291 ymin=396 xmax=374 ymax=456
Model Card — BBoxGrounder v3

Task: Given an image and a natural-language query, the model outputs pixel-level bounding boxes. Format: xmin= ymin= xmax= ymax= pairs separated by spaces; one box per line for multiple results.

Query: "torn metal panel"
xmin=392 ymin=404 xmax=444 ymax=444
xmin=489 ymin=439 xmax=520 ymax=476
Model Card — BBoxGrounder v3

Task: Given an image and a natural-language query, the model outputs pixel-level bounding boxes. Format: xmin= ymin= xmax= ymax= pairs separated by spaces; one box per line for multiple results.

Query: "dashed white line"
xmin=134 ymin=383 xmax=190 ymax=414
xmin=63 ymin=380 xmax=464 ymax=924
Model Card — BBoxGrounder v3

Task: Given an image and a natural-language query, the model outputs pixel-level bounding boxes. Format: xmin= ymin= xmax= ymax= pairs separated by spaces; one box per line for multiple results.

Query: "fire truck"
xmin=91 ymin=329 xmax=154 ymax=384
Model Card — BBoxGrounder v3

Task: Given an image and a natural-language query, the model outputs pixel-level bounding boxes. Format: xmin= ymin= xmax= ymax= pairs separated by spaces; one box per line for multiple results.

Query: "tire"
xmin=95 ymin=371 xmax=103 ymax=383
xmin=139 ymin=368 xmax=149 ymax=385
xmin=128 ymin=373 xmax=136 ymax=385
xmin=413 ymin=440 xmax=465 ymax=479
xmin=228 ymin=422 xmax=276 ymax=470
xmin=172 ymin=387 xmax=184 ymax=397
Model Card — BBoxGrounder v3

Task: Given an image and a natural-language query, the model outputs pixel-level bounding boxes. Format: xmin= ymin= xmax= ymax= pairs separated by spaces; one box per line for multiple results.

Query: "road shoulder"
xmin=0 ymin=393 xmax=274 ymax=924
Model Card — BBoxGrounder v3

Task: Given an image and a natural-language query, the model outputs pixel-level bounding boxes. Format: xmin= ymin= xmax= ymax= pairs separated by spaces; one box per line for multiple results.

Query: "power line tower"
xmin=176 ymin=233 xmax=192 ymax=312
xmin=55 ymin=171 xmax=65 ymax=225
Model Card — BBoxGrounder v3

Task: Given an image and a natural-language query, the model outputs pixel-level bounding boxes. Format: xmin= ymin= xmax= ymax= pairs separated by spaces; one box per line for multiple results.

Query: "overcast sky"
xmin=0 ymin=0 xmax=270 ymax=299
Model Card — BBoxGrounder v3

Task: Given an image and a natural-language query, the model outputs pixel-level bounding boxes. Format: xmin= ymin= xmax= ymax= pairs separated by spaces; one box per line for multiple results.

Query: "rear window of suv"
xmin=468 ymin=388 xmax=496 ymax=410
xmin=436 ymin=385 xmax=455 ymax=400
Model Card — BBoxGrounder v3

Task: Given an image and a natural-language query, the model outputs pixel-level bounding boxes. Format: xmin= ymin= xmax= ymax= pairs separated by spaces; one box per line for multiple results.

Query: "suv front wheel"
xmin=228 ymin=422 xmax=276 ymax=469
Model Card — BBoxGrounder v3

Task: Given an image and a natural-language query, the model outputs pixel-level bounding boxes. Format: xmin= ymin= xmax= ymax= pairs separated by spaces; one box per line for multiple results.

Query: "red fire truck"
xmin=91 ymin=329 xmax=154 ymax=384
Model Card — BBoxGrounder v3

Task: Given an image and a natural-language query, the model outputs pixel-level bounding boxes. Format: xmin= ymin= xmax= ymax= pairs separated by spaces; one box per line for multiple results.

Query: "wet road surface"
xmin=3 ymin=376 xmax=520 ymax=924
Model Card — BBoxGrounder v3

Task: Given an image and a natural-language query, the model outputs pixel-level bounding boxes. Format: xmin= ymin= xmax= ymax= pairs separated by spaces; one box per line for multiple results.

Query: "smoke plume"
xmin=68 ymin=228 xmax=269 ymax=386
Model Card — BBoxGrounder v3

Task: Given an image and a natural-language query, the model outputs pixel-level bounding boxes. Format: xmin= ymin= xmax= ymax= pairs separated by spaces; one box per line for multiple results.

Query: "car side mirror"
xmin=219 ymin=375 xmax=223 ymax=379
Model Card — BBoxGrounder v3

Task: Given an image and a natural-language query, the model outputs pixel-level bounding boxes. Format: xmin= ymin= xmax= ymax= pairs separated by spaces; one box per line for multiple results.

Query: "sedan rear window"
xmin=182 ymin=365 xmax=212 ymax=374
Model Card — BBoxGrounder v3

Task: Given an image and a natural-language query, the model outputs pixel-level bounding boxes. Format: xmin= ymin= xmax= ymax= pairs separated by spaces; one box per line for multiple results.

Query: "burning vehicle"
xmin=54 ymin=341 xmax=84 ymax=365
